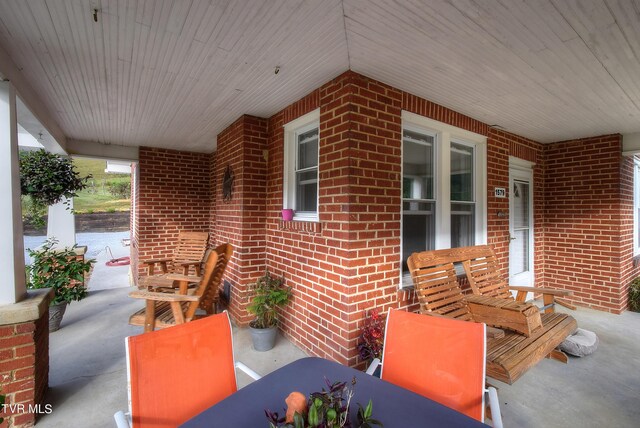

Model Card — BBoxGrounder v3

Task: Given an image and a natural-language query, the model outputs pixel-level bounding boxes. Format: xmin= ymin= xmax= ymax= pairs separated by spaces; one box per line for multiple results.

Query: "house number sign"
xmin=494 ymin=187 xmax=506 ymax=198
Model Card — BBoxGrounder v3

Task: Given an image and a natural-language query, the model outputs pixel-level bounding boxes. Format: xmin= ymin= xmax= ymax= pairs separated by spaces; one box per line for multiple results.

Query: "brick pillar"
xmin=0 ymin=289 xmax=52 ymax=427
xmin=322 ymin=72 xmax=403 ymax=366
xmin=214 ymin=116 xmax=269 ymax=324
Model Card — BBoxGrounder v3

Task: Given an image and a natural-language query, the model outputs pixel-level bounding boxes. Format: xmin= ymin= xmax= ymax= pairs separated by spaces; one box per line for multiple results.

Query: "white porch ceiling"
xmin=0 ymin=0 xmax=639 ymax=153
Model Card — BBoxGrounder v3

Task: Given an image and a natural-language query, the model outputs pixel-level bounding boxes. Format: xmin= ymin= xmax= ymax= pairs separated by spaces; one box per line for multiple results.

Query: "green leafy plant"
xmin=27 ymin=238 xmax=94 ymax=306
xmin=20 ymin=149 xmax=91 ymax=226
xmin=629 ymin=277 xmax=640 ymax=312
xmin=266 ymin=378 xmax=382 ymax=428
xmin=247 ymin=270 xmax=292 ymax=329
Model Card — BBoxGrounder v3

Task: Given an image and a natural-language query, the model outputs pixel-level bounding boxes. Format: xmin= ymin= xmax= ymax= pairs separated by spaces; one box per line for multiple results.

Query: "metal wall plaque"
xmin=222 ymin=165 xmax=234 ymax=201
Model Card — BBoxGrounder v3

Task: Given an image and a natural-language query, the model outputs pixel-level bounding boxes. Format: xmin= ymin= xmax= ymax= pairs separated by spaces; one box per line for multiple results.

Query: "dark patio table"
xmin=180 ymin=357 xmax=488 ymax=427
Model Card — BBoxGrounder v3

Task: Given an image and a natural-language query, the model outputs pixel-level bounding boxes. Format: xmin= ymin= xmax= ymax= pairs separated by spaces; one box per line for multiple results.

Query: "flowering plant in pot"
xmin=26 ymin=238 xmax=94 ymax=331
xmin=246 ymin=269 xmax=292 ymax=351
xmin=357 ymin=309 xmax=385 ymax=375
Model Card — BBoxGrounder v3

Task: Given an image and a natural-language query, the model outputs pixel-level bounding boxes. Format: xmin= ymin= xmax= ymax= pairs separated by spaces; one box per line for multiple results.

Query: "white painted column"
xmin=47 ymin=197 xmax=76 ymax=248
xmin=0 ymin=81 xmax=26 ymax=304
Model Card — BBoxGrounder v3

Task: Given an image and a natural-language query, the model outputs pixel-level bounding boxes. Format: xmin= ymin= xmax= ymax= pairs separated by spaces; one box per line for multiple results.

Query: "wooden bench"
xmin=408 ymin=249 xmax=578 ymax=384
xmin=459 ymin=244 xmax=575 ymax=313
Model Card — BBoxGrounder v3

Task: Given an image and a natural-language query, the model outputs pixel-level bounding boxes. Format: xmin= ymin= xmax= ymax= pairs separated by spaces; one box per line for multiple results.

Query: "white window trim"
xmin=400 ymin=111 xmax=488 ymax=287
xmin=283 ymin=108 xmax=320 ymax=222
xmin=634 ymin=157 xmax=640 ymax=256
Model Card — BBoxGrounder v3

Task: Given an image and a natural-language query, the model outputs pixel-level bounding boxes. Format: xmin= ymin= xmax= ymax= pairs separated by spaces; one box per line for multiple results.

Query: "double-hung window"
xmin=401 ymin=111 xmax=487 ymax=286
xmin=283 ymin=109 xmax=320 ymax=221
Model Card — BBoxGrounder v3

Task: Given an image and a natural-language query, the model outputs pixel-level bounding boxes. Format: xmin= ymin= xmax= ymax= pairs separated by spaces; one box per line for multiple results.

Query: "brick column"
xmin=0 ymin=289 xmax=52 ymax=427
xmin=213 ymin=116 xmax=269 ymax=324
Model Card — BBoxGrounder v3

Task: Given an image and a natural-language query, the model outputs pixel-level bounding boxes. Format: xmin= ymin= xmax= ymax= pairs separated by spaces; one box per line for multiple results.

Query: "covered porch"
xmin=2 ymin=0 xmax=640 ymax=426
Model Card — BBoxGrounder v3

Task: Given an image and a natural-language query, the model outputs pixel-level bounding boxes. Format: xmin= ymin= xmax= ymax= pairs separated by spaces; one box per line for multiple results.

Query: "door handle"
xmin=509 ymin=235 xmax=516 ymax=241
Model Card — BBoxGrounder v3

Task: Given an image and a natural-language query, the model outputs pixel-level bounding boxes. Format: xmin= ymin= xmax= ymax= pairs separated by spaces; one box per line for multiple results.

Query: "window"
xmin=401 ymin=111 xmax=487 ymax=286
xmin=634 ymin=157 xmax=640 ymax=255
xmin=283 ymin=109 xmax=320 ymax=221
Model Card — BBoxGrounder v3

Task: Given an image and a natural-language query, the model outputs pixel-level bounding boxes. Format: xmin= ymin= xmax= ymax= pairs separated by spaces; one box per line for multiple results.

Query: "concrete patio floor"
xmin=35 ymin=286 xmax=640 ymax=428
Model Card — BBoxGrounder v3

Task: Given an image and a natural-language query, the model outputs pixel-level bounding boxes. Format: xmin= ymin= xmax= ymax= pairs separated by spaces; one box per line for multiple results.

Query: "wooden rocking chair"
xmin=408 ymin=249 xmax=577 ymax=384
xmin=129 ymin=243 xmax=233 ymax=332
xmin=140 ymin=231 xmax=209 ymax=277
xmin=458 ymin=245 xmax=575 ymax=313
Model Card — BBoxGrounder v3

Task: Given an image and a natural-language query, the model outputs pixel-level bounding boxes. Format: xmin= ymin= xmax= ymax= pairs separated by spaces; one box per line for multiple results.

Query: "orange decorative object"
xmin=285 ymin=391 xmax=308 ymax=423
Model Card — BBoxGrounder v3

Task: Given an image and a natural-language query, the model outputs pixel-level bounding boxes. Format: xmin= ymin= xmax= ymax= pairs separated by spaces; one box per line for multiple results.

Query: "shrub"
xmin=106 ymin=181 xmax=131 ymax=199
xmin=27 ymin=238 xmax=94 ymax=306
xmin=629 ymin=277 xmax=640 ymax=312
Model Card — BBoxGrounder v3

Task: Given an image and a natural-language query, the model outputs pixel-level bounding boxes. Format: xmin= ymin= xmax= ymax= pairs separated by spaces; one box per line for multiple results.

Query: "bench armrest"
xmin=141 ymin=258 xmax=171 ymax=265
xmin=129 ymin=290 xmax=199 ymax=302
xmin=165 ymin=274 xmax=201 ymax=283
xmin=176 ymin=260 xmax=201 ymax=267
xmin=465 ymin=294 xmax=542 ymax=337
xmin=507 ymin=285 xmax=572 ymax=297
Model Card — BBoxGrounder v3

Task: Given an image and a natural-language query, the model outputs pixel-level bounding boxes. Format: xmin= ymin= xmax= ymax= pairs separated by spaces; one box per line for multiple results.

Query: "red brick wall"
xmin=486 ymin=129 xmax=547 ymax=290
xmin=620 ymin=155 xmax=640 ymax=311
xmin=133 ymin=147 xmax=211 ymax=280
xmin=0 ymin=312 xmax=49 ymax=427
xmin=212 ymin=116 xmax=269 ymax=324
xmin=134 ymin=71 xmax=634 ymax=371
xmin=264 ymin=73 xmax=406 ymax=365
xmin=543 ymin=134 xmax=627 ymax=313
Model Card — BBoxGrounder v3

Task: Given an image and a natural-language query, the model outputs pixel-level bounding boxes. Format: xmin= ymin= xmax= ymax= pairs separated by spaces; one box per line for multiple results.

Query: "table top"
xmin=181 ymin=357 xmax=488 ymax=427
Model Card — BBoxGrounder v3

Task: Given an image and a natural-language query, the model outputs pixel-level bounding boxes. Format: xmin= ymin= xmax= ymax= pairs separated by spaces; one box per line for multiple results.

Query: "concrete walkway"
xmin=35 ymin=288 xmax=640 ymax=427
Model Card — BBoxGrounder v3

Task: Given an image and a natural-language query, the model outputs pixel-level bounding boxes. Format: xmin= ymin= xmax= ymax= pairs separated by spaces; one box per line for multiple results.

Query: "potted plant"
xmin=266 ymin=378 xmax=383 ymax=427
xmin=20 ymin=149 xmax=91 ymax=226
xmin=27 ymin=238 xmax=94 ymax=331
xmin=247 ymin=270 xmax=292 ymax=351
xmin=357 ymin=309 xmax=385 ymax=377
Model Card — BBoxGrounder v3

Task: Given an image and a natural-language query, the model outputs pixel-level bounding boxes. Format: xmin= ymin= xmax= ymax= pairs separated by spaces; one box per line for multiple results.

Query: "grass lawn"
xmin=72 ymin=158 xmax=130 ymax=213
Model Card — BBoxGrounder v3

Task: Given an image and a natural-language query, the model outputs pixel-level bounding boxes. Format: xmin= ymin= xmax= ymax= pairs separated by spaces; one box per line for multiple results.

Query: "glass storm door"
xmin=509 ymin=162 xmax=534 ymax=293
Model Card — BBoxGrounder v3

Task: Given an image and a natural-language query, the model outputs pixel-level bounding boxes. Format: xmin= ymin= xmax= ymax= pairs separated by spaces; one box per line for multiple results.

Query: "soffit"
xmin=0 ymin=0 xmax=638 ymax=153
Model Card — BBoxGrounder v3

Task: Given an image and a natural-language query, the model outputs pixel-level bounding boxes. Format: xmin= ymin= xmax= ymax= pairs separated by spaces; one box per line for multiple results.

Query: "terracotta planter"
xmin=49 ymin=302 xmax=68 ymax=332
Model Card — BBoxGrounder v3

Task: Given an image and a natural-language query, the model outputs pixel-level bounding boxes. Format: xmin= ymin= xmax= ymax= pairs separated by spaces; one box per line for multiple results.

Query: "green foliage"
xmin=247 ymin=270 xmax=292 ymax=329
xmin=20 ymin=150 xmax=91 ymax=226
xmin=266 ymin=378 xmax=382 ymax=428
xmin=106 ymin=180 xmax=131 ymax=199
xmin=27 ymin=238 xmax=94 ymax=306
xmin=629 ymin=277 xmax=640 ymax=312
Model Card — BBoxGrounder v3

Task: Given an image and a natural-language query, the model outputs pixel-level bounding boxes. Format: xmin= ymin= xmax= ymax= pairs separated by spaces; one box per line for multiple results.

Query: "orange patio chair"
xmin=113 ymin=312 xmax=260 ymax=428
xmin=366 ymin=309 xmax=503 ymax=428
